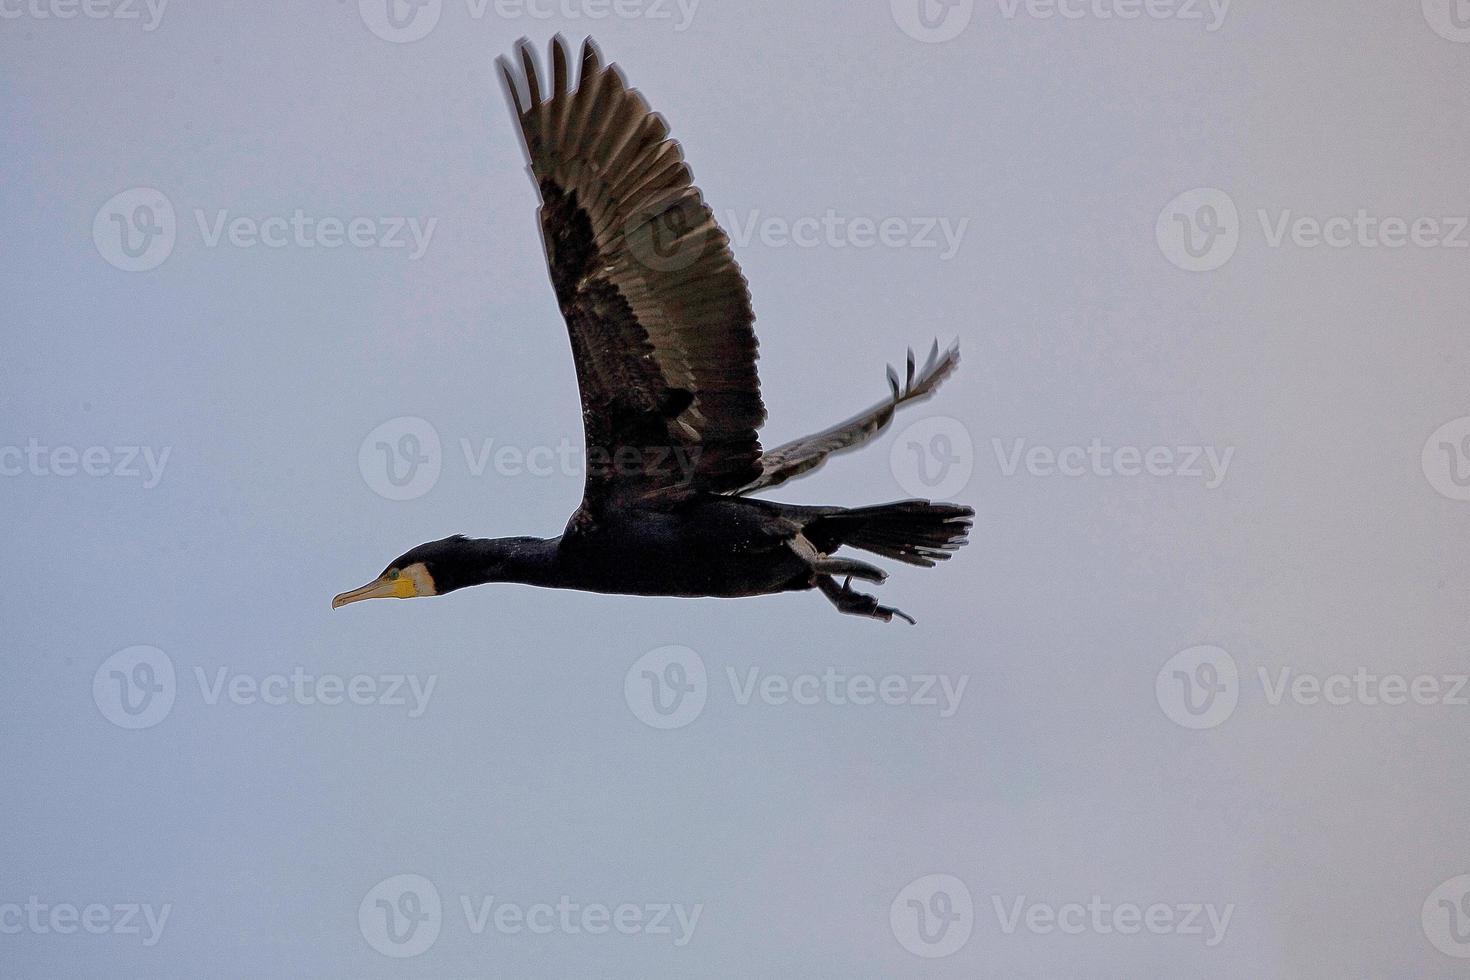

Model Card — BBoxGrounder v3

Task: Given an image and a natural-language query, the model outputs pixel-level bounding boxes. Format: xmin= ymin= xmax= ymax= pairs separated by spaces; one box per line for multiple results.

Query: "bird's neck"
xmin=465 ymin=535 xmax=562 ymax=589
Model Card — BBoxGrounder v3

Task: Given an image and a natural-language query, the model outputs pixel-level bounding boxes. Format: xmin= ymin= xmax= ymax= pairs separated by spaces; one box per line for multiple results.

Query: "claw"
xmin=882 ymin=606 xmax=917 ymax=625
xmin=816 ymin=574 xmax=915 ymax=624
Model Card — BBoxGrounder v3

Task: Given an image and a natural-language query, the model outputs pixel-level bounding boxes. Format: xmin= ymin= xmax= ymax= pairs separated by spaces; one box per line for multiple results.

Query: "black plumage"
xmin=332 ymin=36 xmax=972 ymax=624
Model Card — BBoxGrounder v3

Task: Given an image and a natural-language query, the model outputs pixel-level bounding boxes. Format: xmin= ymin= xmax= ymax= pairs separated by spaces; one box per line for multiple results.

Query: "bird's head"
xmin=331 ymin=535 xmax=479 ymax=608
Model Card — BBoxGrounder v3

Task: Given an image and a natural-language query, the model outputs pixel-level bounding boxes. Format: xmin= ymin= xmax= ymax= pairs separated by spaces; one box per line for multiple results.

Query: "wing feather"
xmin=736 ymin=342 xmax=961 ymax=496
xmin=499 ymin=36 xmax=766 ymax=508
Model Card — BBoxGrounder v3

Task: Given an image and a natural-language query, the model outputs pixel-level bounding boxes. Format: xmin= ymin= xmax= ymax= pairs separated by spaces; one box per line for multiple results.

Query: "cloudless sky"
xmin=4 ymin=0 xmax=1470 ymax=976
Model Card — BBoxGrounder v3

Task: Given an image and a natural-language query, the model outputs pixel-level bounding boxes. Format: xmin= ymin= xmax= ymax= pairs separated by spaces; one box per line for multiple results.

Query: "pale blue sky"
xmin=4 ymin=1 xmax=1470 ymax=976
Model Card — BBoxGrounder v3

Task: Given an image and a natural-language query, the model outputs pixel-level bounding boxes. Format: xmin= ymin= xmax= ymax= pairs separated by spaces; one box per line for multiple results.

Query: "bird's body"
xmin=560 ymin=496 xmax=813 ymax=598
xmin=333 ymin=36 xmax=974 ymax=623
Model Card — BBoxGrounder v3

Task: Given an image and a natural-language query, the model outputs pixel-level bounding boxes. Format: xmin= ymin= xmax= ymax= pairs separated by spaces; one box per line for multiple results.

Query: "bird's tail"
xmin=808 ymin=500 xmax=974 ymax=567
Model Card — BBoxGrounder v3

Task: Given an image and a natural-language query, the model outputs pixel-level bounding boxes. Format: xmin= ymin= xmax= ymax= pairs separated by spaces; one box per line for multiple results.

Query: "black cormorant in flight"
xmin=333 ymin=36 xmax=973 ymax=623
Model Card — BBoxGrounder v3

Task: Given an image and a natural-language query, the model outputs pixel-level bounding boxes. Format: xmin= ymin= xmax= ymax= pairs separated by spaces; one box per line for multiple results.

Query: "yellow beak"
xmin=331 ymin=574 xmax=417 ymax=608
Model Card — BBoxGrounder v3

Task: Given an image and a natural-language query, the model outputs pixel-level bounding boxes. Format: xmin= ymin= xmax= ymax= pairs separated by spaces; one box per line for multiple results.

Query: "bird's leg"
xmin=786 ymin=534 xmax=888 ymax=584
xmin=809 ymin=555 xmax=887 ymax=584
xmin=814 ymin=574 xmax=915 ymax=625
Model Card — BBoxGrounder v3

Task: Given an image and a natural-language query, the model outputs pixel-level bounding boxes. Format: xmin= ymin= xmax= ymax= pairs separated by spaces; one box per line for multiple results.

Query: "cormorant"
xmin=333 ymin=36 xmax=974 ymax=623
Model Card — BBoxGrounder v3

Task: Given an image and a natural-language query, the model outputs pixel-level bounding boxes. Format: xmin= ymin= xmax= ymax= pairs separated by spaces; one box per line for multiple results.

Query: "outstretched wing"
xmin=499 ymin=36 xmax=766 ymax=510
xmin=735 ymin=342 xmax=960 ymax=496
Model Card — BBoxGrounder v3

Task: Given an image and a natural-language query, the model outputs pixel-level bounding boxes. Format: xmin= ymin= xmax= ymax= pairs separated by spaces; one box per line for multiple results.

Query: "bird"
xmin=332 ymin=35 xmax=974 ymax=624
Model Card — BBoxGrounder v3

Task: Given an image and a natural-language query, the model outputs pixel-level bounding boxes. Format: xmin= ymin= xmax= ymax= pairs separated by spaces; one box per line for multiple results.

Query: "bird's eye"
xmin=387 ymin=569 xmax=399 ymax=580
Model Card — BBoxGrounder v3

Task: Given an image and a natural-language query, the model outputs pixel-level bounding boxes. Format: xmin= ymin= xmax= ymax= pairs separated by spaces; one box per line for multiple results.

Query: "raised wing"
xmin=498 ymin=36 xmax=765 ymax=510
xmin=735 ymin=342 xmax=959 ymax=496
